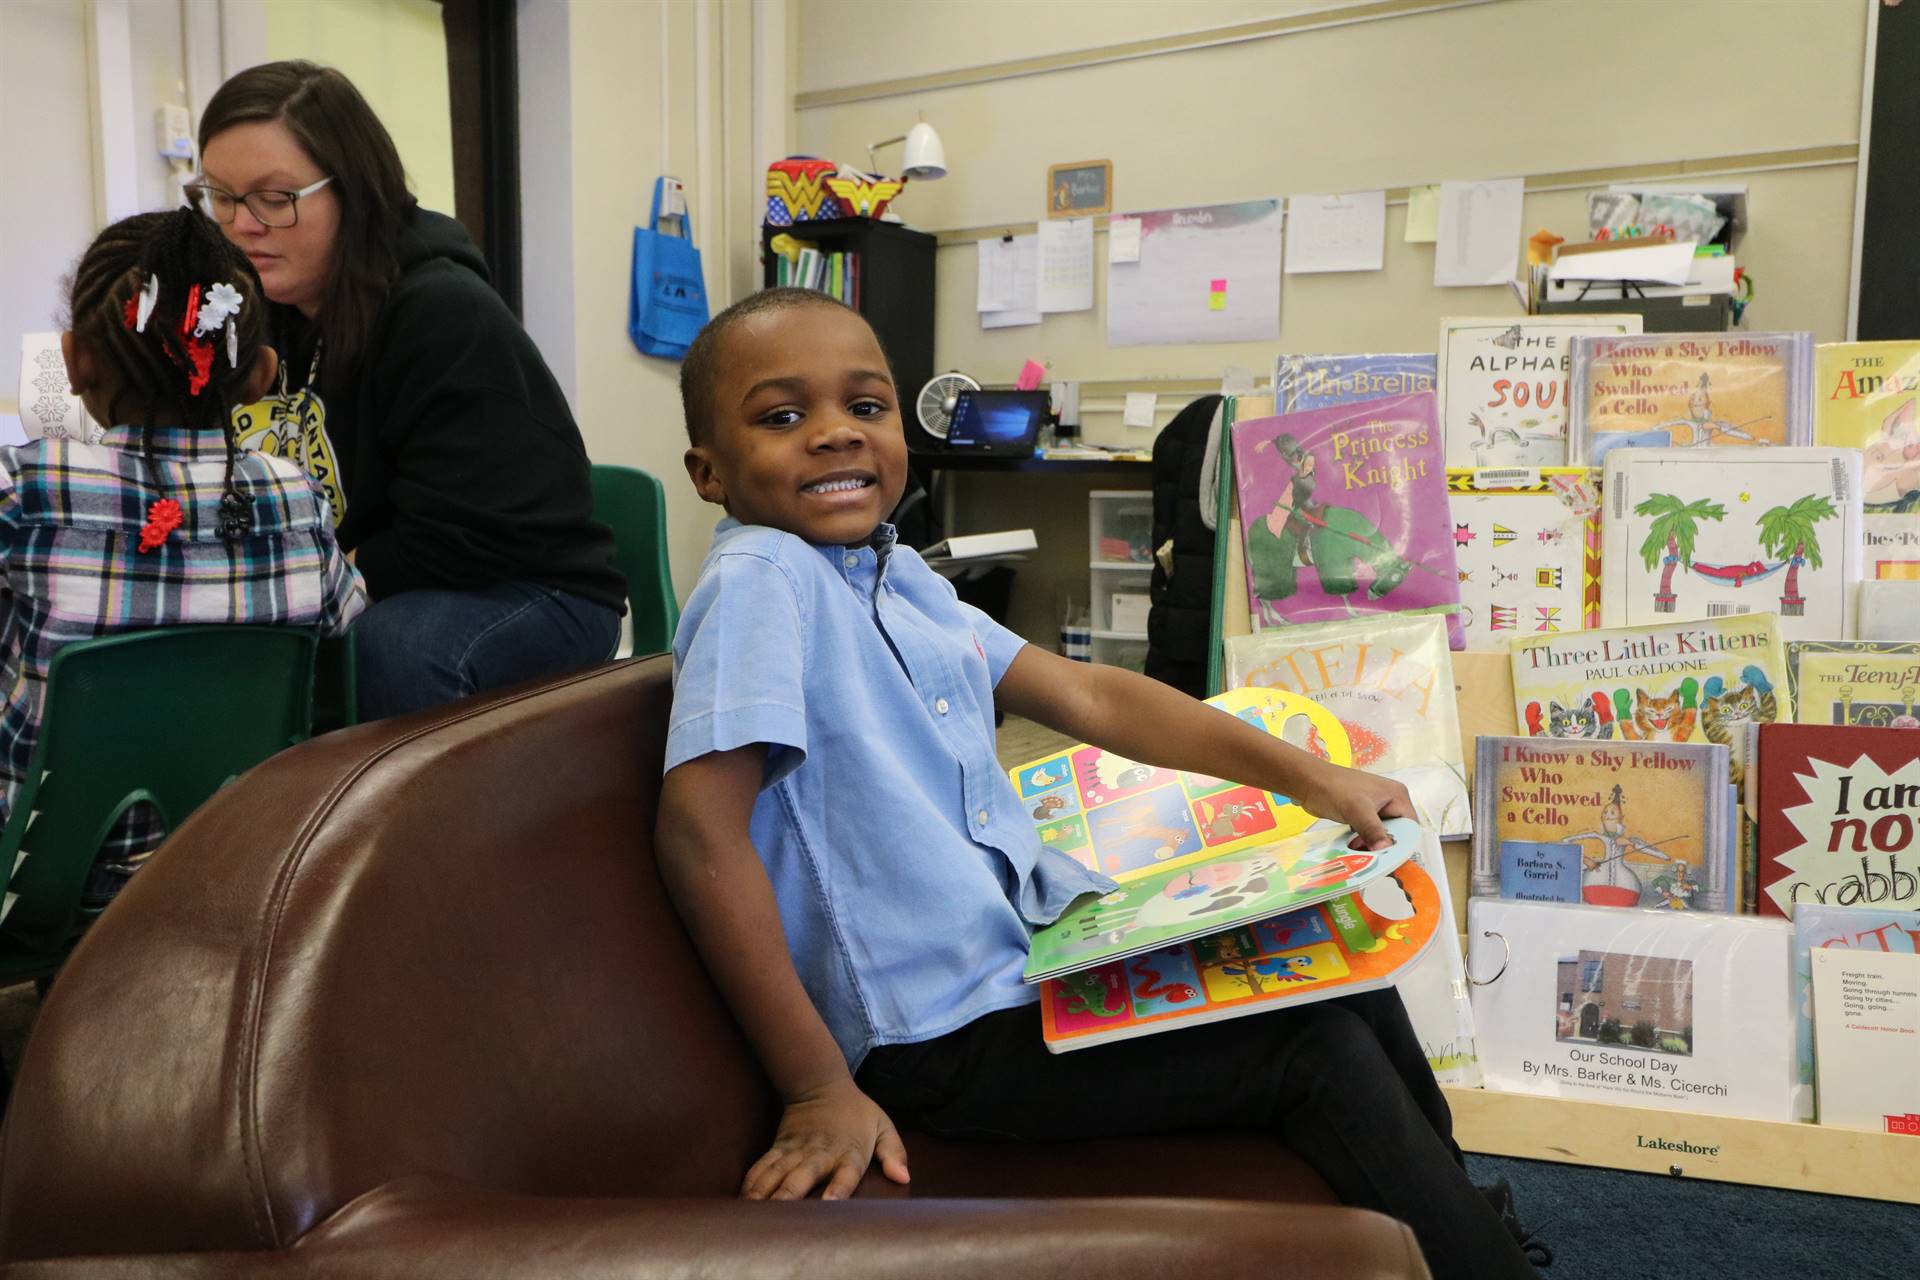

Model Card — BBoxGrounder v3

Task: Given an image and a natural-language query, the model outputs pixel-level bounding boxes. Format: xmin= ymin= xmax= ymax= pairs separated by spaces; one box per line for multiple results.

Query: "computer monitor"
xmin=943 ymin=390 xmax=1048 ymax=457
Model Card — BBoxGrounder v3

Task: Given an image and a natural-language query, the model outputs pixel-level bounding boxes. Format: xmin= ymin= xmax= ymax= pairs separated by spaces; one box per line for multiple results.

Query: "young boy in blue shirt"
xmin=657 ymin=289 xmax=1541 ymax=1280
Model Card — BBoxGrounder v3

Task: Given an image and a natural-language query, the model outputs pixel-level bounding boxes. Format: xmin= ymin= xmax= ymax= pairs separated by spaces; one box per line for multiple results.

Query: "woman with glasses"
xmin=193 ymin=61 xmax=624 ymax=721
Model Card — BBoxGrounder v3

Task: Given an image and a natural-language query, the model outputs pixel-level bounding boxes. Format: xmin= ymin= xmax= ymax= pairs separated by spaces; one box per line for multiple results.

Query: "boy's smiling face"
xmin=686 ymin=304 xmax=908 ymax=546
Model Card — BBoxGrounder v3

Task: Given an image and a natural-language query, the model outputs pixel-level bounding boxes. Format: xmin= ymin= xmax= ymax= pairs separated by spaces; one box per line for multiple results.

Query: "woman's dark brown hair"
xmin=197 ymin=60 xmax=415 ymax=377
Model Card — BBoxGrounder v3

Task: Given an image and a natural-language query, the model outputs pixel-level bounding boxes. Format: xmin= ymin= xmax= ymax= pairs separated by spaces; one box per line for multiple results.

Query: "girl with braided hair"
xmin=6 ymin=207 xmax=365 ymax=907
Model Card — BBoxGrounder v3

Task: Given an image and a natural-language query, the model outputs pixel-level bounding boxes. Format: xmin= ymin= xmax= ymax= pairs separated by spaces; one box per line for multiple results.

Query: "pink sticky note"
xmin=1016 ymin=359 xmax=1046 ymax=391
xmin=1210 ymin=278 xmax=1227 ymax=292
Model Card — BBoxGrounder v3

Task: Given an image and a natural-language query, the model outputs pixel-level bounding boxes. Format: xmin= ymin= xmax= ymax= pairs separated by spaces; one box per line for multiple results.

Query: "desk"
xmin=910 ymin=452 xmax=1154 ymax=646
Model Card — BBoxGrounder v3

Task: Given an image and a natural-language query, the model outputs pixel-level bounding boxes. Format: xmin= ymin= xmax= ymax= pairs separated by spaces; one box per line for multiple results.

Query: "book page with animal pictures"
xmin=1471 ymin=735 xmax=1730 ymax=911
xmin=1438 ymin=316 xmax=1642 ymax=468
xmin=1446 ymin=469 xmax=1599 ymax=651
xmin=1023 ymin=817 xmax=1422 ymax=982
xmin=1007 ymin=686 xmax=1355 ymax=888
xmin=1223 ymin=613 xmax=1470 ymax=838
xmin=1037 ymin=859 xmax=1440 ymax=1051
xmin=1569 ymin=332 xmax=1812 ymax=467
xmin=1509 ymin=615 xmax=1790 ymax=791
xmin=1602 ymin=448 xmax=1862 ymax=643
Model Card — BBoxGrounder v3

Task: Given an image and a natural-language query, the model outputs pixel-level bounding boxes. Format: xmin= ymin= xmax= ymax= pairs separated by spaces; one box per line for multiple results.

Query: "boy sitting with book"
xmin=656 ymin=289 xmax=1541 ymax=1280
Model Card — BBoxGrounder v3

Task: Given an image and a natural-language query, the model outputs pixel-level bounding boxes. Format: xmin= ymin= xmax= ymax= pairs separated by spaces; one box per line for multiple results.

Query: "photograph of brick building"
xmin=1555 ymin=949 xmax=1695 ymax=1056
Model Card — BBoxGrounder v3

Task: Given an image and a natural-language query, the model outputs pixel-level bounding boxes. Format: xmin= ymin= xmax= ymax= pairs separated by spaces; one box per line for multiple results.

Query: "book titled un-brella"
xmin=1008 ymin=687 xmax=1439 ymax=1051
xmin=1231 ymin=392 xmax=1463 ymax=648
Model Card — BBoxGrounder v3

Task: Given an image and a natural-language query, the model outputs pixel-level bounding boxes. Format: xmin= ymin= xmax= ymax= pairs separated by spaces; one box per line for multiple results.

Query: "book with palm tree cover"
xmin=1567 ymin=331 xmax=1813 ymax=466
xmin=1601 ymin=447 xmax=1862 ymax=643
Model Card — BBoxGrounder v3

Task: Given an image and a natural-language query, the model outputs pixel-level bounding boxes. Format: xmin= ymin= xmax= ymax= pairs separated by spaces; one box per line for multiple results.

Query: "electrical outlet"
xmin=155 ymin=105 xmax=194 ymax=160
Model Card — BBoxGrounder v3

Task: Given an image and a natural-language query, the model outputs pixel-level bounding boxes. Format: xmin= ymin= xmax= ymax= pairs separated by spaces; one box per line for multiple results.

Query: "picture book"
xmin=1008 ymin=686 xmax=1360 ymax=885
xmin=1230 ymin=393 xmax=1463 ymax=646
xmin=1438 ymin=315 xmax=1643 ymax=468
xmin=1445 ymin=468 xmax=1601 ymax=650
xmin=1810 ymin=946 xmax=1920 ymax=1135
xmin=1468 ymin=898 xmax=1796 ymax=1122
xmin=1814 ymin=340 xmax=1920 ymax=509
xmin=1038 ymin=856 xmax=1439 ymax=1052
xmin=1785 ymin=640 xmax=1920 ymax=708
xmin=1791 ymin=651 xmax=1920 ymax=728
xmin=1471 ymin=735 xmax=1732 ymax=911
xmin=1508 ymin=614 xmax=1791 ymax=788
xmin=1754 ymin=723 xmax=1920 ymax=919
xmin=1791 ymin=901 xmax=1920 ymax=1122
xmin=1815 ymin=341 xmax=1920 ymax=582
xmin=1567 ymin=332 xmax=1814 ymax=466
xmin=1394 ymin=828 xmax=1482 ymax=1085
xmin=1222 ymin=613 xmax=1470 ymax=838
xmin=1024 ymin=817 xmax=1421 ymax=983
xmin=1601 ymin=447 xmax=1862 ymax=644
xmin=1274 ymin=353 xmax=1436 ymax=412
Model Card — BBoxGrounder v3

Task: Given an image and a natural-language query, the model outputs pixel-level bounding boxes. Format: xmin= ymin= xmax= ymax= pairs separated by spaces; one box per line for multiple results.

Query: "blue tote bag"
xmin=628 ymin=178 xmax=710 ymax=360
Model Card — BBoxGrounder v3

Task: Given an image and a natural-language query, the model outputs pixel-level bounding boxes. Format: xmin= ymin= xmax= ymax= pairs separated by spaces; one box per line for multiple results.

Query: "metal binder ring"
xmin=1465 ymin=930 xmax=1509 ymax=987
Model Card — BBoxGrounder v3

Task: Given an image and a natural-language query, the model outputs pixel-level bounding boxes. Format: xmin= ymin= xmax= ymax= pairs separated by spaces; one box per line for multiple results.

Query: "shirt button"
xmin=935 ymin=697 xmax=950 ymax=715
xmin=976 ymin=809 xmax=989 ymax=826
xmin=844 ymin=553 xmax=859 ymax=568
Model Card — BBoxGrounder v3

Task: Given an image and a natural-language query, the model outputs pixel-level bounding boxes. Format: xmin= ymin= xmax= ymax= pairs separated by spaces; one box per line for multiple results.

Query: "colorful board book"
xmin=1508 ymin=614 xmax=1791 ymax=788
xmin=1468 ymin=898 xmax=1797 ymax=1122
xmin=1753 ymin=723 xmax=1920 ymax=919
xmin=1601 ymin=447 xmax=1862 ymax=644
xmin=1038 ymin=857 xmax=1440 ymax=1052
xmin=1814 ymin=340 xmax=1920 ymax=581
xmin=1790 ymin=901 xmax=1920 ymax=1122
xmin=1274 ymin=353 xmax=1436 ymax=412
xmin=1471 ymin=735 xmax=1732 ymax=911
xmin=1230 ymin=392 xmax=1463 ymax=646
xmin=1437 ymin=315 xmax=1642 ymax=468
xmin=1007 ymin=686 xmax=1353 ymax=887
xmin=1567 ymin=331 xmax=1814 ymax=466
xmin=1223 ymin=613 xmax=1470 ymax=838
xmin=1445 ymin=468 xmax=1601 ymax=649
xmin=1025 ymin=816 xmax=1421 ymax=983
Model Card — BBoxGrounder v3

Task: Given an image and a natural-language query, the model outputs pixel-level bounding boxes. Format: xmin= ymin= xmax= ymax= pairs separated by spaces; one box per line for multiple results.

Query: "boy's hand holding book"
xmin=1290 ymin=759 xmax=1416 ymax=852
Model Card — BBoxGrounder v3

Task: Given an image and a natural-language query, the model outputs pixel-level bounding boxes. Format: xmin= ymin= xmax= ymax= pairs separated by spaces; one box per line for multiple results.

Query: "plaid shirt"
xmin=0 ymin=426 xmax=366 ymax=907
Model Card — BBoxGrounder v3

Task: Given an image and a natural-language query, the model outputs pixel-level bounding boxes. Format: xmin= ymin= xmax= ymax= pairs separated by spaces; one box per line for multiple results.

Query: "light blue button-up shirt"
xmin=666 ymin=518 xmax=1117 ymax=1070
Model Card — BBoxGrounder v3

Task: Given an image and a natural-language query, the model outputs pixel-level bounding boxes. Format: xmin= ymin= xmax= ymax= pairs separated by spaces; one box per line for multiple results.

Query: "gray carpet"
xmin=1468 ymin=1153 xmax=1920 ymax=1279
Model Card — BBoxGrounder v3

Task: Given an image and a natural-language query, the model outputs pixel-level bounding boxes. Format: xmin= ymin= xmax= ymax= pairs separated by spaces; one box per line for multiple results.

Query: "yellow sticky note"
xmin=1209 ymin=292 xmax=1227 ymax=311
xmin=1405 ymin=185 xmax=1440 ymax=243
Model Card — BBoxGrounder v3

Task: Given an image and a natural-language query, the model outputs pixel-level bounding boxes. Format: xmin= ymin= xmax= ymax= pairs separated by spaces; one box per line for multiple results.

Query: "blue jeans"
xmin=353 ymin=582 xmax=622 ymax=722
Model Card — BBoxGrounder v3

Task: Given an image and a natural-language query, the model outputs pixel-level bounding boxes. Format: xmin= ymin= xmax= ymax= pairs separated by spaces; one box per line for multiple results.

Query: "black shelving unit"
xmin=760 ymin=218 xmax=936 ymax=411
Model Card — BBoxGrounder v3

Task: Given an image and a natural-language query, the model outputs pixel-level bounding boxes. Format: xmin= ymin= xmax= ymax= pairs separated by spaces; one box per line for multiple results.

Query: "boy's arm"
xmin=995 ymin=644 xmax=1412 ymax=849
xmin=655 ymin=745 xmax=909 ymax=1201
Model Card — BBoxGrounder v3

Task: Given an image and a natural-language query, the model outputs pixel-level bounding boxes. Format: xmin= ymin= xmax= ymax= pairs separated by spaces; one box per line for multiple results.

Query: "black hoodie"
xmin=277 ymin=208 xmax=625 ymax=611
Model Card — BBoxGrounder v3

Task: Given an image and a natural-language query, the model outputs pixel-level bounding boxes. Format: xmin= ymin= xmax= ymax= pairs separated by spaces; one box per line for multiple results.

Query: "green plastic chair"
xmin=590 ymin=464 xmax=679 ymax=656
xmin=0 ymin=626 xmax=319 ymax=984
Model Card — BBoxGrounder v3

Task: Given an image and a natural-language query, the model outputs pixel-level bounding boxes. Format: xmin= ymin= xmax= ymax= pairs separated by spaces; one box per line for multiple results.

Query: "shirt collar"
xmin=101 ymin=425 xmax=234 ymax=461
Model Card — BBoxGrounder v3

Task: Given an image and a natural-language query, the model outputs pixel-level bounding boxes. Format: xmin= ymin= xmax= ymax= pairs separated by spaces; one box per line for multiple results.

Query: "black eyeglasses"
xmin=186 ymin=176 xmax=334 ymax=228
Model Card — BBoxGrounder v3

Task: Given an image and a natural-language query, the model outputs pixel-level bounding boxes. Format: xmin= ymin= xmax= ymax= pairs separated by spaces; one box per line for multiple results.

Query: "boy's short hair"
xmin=679 ymin=287 xmax=862 ymax=444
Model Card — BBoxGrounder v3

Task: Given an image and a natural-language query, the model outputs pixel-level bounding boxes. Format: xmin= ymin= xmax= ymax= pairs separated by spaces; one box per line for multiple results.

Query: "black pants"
xmin=856 ymin=990 xmax=1537 ymax=1280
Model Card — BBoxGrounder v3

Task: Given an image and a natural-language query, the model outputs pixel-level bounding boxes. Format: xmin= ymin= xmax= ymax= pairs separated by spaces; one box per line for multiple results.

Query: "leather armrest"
xmin=0 ymin=1176 xmax=1431 ymax=1280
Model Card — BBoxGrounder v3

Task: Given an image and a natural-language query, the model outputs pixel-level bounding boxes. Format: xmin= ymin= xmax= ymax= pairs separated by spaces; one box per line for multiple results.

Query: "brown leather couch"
xmin=0 ymin=656 xmax=1429 ymax=1279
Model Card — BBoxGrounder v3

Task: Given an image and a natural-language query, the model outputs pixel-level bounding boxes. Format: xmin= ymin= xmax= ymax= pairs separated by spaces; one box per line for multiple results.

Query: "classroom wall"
xmin=793 ymin=0 xmax=1870 ymax=641
xmin=796 ymin=0 xmax=1869 ymax=434
xmin=519 ymin=0 xmax=776 ymax=606
xmin=252 ymin=0 xmax=457 ymax=217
